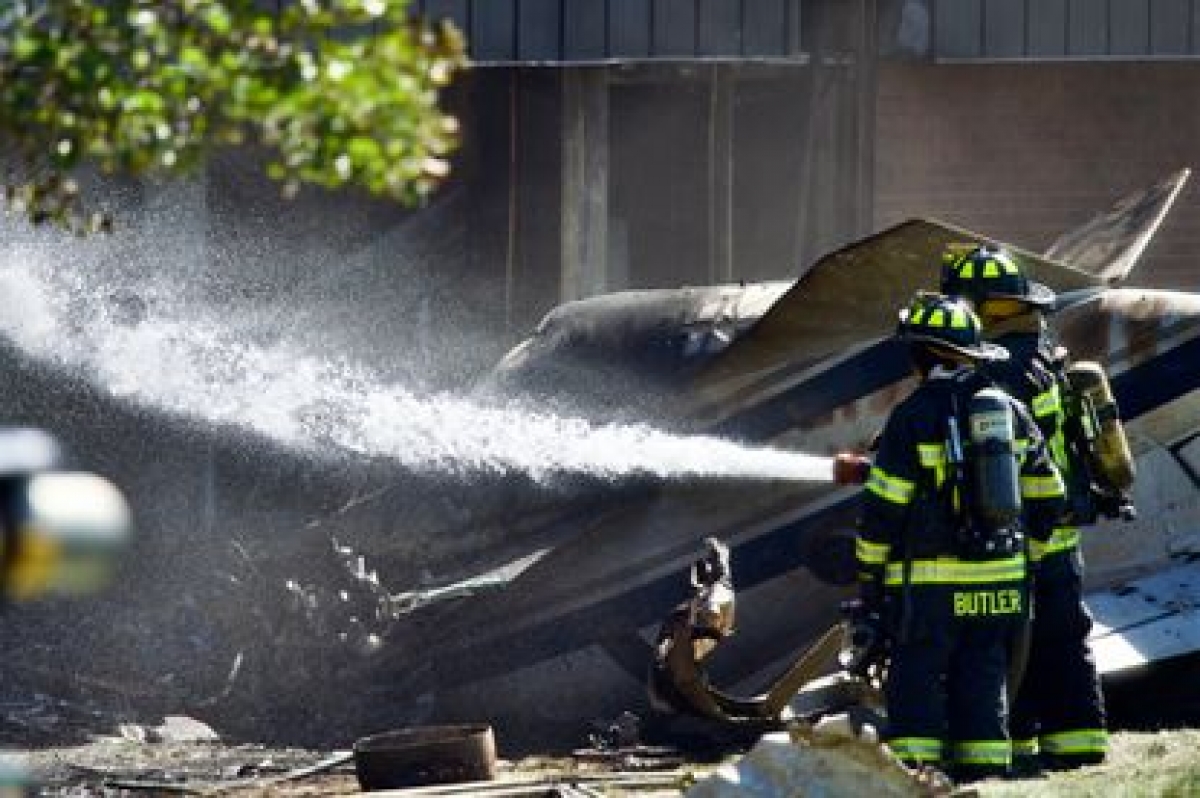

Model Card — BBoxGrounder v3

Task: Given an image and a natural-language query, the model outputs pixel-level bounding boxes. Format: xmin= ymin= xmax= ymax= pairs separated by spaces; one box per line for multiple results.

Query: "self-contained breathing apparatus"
xmin=946 ymin=385 xmax=1024 ymax=559
xmin=1060 ymin=360 xmax=1137 ymax=522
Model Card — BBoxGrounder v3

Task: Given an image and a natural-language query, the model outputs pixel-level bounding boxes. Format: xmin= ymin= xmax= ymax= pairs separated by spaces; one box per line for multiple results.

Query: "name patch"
xmin=953 ymin=589 xmax=1022 ymax=617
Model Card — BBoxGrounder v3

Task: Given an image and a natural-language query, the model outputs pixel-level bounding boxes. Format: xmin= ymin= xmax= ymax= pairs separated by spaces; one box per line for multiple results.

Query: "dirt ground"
xmin=24 ymin=738 xmax=699 ymax=796
xmin=19 ymin=727 xmax=1200 ymax=796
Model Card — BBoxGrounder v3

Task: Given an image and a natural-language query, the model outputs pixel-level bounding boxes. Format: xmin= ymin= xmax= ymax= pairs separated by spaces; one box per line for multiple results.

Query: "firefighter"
xmin=856 ymin=292 xmax=1065 ymax=782
xmin=941 ymin=244 xmax=1112 ymax=771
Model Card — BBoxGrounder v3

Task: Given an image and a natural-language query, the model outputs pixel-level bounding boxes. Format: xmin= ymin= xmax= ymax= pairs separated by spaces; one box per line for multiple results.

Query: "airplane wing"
xmin=1088 ymin=559 xmax=1200 ymax=676
xmin=689 ymin=218 xmax=1102 ymax=425
xmin=1044 ymin=169 xmax=1191 ymax=284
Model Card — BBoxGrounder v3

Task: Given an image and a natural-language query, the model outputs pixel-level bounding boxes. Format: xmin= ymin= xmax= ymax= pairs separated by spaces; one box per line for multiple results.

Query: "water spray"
xmin=0 ymin=257 xmax=834 ymax=486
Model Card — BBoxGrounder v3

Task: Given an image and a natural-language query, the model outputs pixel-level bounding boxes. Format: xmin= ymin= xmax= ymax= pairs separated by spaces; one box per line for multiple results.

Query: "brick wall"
xmin=874 ymin=62 xmax=1200 ymax=290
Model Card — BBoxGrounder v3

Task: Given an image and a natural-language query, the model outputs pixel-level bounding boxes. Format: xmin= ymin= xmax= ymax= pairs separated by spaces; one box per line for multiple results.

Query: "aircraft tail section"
xmin=1044 ymin=169 xmax=1190 ymax=284
xmin=689 ymin=218 xmax=1100 ymax=425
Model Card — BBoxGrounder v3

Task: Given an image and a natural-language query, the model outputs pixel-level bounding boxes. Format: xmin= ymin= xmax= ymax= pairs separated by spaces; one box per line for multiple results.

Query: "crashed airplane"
xmin=3 ymin=172 xmax=1195 ymax=752
xmin=353 ymin=169 xmax=1200 ymax=745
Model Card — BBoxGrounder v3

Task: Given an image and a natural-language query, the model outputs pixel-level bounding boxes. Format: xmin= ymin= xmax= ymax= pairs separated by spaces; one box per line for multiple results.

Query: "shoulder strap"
xmin=1006 ymin=392 xmax=1042 ymax=454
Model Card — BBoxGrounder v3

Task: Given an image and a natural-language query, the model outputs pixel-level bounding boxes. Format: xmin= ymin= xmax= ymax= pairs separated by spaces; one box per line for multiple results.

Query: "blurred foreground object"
xmin=0 ymin=428 xmax=131 ymax=601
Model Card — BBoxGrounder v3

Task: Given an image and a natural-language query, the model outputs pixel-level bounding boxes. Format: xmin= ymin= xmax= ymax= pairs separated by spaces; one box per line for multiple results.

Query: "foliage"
xmin=0 ymin=0 xmax=466 ymax=232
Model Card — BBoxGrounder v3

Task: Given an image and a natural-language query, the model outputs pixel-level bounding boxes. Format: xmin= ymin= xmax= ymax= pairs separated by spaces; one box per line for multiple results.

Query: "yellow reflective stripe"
xmin=909 ymin=306 xmax=926 ymax=325
xmin=1040 ymin=729 xmax=1108 ymax=755
xmin=1049 ymin=525 xmax=1080 ymax=550
xmin=953 ymin=739 xmax=1011 ymax=765
xmin=950 ymin=307 xmax=969 ymax=328
xmin=856 ymin=537 xmax=890 ymax=566
xmin=885 ymin=555 xmax=1026 ymax=586
xmin=1029 ymin=526 xmax=1080 ymax=561
xmin=1021 ymin=472 xmax=1065 ymax=499
xmin=888 ymin=737 xmax=945 ymax=763
xmin=1002 ymin=257 xmax=1019 ymax=274
xmin=984 ymin=259 xmax=1001 ymax=277
xmin=927 ymin=308 xmax=946 ymax=328
xmin=917 ymin=443 xmax=943 ymax=467
xmin=1012 ymin=738 xmax=1038 ymax=757
xmin=865 ymin=467 xmax=915 ymax=505
xmin=1032 ymin=384 xmax=1062 ymax=418
xmin=917 ymin=442 xmax=947 ymax=487
xmin=1049 ymin=428 xmax=1074 ymax=477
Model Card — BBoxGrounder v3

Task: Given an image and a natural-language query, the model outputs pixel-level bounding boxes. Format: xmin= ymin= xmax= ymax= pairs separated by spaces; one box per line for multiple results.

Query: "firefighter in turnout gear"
xmin=942 ymin=244 xmax=1115 ymax=770
xmin=856 ymin=292 xmax=1065 ymax=782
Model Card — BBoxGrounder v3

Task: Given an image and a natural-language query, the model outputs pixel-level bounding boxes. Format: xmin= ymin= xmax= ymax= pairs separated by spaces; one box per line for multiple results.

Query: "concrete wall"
xmin=874 ymin=61 xmax=1200 ymax=290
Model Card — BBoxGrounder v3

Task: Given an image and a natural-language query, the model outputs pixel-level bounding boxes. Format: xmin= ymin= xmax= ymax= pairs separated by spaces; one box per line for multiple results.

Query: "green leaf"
xmin=0 ymin=0 xmax=467 ymax=231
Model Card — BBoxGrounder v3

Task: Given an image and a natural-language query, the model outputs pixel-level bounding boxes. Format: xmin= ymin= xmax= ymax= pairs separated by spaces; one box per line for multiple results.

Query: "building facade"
xmin=428 ymin=0 xmax=1200 ymax=346
xmin=68 ymin=0 xmax=1200 ymax=374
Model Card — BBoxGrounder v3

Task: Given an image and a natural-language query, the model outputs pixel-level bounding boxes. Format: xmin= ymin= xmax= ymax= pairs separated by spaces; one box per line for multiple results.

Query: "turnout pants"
xmin=884 ymin=581 xmax=1025 ymax=781
xmin=1010 ymin=549 xmax=1107 ymax=766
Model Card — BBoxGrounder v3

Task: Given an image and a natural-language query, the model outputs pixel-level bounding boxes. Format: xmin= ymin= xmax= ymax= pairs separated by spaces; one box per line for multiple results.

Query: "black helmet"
xmin=897 ymin=292 xmax=1009 ymax=363
xmin=940 ymin=244 xmax=1056 ymax=310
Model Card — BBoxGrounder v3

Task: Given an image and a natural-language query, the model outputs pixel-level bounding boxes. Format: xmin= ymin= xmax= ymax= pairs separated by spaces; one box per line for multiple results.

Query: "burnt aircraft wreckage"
xmin=2 ymin=171 xmax=1199 ymax=751
xmin=352 ymin=169 xmax=1200 ymax=745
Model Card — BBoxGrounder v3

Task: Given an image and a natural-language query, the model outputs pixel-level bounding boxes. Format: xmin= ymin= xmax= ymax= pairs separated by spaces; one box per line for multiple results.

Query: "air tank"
xmin=968 ymin=387 xmax=1022 ymax=530
xmin=1065 ymin=361 xmax=1136 ymax=493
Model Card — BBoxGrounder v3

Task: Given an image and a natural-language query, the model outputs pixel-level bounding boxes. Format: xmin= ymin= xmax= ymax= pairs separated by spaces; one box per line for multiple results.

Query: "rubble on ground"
xmin=686 ymin=715 xmax=954 ymax=798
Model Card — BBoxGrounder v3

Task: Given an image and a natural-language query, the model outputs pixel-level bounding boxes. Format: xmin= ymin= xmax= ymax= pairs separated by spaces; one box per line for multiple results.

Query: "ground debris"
xmin=686 ymin=717 xmax=955 ymax=797
xmin=103 ymin=751 xmax=355 ymax=795
xmin=27 ymin=740 xmax=356 ymax=796
xmin=117 ymin=716 xmax=222 ymax=744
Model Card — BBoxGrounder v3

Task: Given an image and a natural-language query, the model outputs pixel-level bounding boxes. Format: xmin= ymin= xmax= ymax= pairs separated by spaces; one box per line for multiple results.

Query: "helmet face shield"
xmin=978 ymin=297 xmax=1028 ymax=322
xmin=940 ymin=244 xmax=1056 ymax=310
xmin=897 ymin=292 xmax=1009 ymax=363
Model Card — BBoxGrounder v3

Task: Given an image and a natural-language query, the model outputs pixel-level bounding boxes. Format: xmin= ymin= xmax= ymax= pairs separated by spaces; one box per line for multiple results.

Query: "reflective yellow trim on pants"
xmin=952 ymin=739 xmax=1012 ymax=766
xmin=1029 ymin=526 xmax=1080 ymax=562
xmin=888 ymin=737 xmax=945 ymax=763
xmin=856 ymin=537 xmax=890 ymax=566
xmin=866 ymin=467 xmax=915 ymax=505
xmin=884 ymin=555 xmax=1026 ymax=586
xmin=1040 ymin=729 xmax=1108 ymax=755
xmin=1012 ymin=738 xmax=1038 ymax=757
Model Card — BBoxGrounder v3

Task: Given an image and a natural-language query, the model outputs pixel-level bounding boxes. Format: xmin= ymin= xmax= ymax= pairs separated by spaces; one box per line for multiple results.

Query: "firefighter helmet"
xmin=940 ymin=244 xmax=1056 ymax=310
xmin=897 ymin=292 xmax=1009 ymax=362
